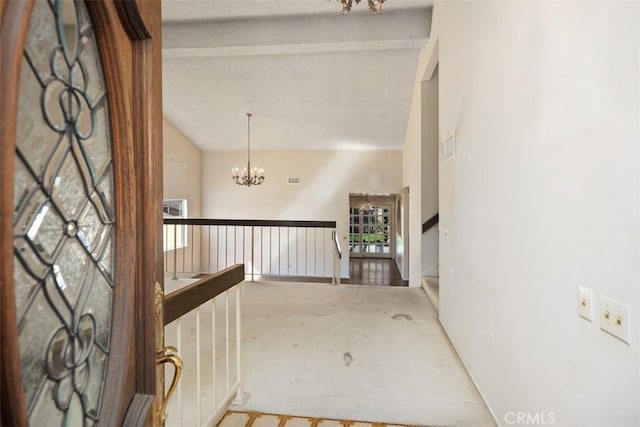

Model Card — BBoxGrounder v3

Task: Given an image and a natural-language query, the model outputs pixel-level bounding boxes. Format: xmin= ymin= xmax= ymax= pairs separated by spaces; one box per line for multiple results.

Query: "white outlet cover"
xmin=600 ymin=295 xmax=631 ymax=344
xmin=577 ymin=286 xmax=594 ymax=322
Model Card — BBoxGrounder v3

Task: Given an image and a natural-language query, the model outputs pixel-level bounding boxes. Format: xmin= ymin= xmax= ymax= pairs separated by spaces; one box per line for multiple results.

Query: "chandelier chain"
xmin=247 ymin=112 xmax=251 ymax=166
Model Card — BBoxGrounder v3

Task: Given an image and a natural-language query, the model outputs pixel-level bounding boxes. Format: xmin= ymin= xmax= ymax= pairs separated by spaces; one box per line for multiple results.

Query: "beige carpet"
xmin=218 ymin=411 xmax=420 ymax=427
xmin=165 ymin=281 xmax=496 ymax=426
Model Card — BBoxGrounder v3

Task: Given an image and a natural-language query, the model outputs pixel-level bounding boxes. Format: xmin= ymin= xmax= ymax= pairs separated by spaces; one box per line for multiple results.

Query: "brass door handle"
xmin=156 ymin=346 xmax=183 ymax=422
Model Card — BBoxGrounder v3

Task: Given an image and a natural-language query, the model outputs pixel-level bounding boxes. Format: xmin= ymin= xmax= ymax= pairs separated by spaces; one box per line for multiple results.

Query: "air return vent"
xmin=443 ymin=133 xmax=455 ymax=160
xmin=287 ymin=177 xmax=301 ymax=185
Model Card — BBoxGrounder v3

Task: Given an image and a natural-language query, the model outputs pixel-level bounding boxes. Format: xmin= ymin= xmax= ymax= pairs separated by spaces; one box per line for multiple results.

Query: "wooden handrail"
xmin=164 ymin=264 xmax=245 ymax=325
xmin=422 ymin=213 xmax=439 ymax=234
xmin=163 ymin=218 xmax=336 ymax=229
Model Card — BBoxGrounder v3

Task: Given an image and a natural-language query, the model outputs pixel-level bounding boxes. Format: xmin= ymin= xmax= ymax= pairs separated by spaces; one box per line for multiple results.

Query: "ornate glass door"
xmin=1 ymin=0 xmax=163 ymax=425
xmin=349 ymin=205 xmax=392 ymax=258
xmin=13 ymin=0 xmax=115 ymax=424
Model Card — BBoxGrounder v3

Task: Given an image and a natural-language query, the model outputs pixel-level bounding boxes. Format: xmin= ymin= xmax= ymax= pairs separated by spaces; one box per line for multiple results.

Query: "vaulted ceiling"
xmin=161 ymin=1 xmax=432 ymax=151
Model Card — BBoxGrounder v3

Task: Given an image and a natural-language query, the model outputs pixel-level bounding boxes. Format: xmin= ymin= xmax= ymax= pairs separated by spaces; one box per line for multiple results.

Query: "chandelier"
xmin=339 ymin=0 xmax=385 ymax=14
xmin=360 ymin=194 xmax=373 ymax=211
xmin=232 ymin=113 xmax=265 ymax=187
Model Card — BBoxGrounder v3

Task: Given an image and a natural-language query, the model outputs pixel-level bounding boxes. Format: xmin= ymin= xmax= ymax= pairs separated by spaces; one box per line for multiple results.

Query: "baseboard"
xmin=438 ymin=321 xmax=500 ymax=427
xmin=421 ymin=284 xmax=436 ymax=311
xmin=394 ymin=257 xmax=408 ymax=281
xmin=421 ymin=277 xmax=439 ymax=310
xmin=255 ymin=275 xmax=351 ymax=284
xmin=256 ymin=275 xmax=333 ymax=283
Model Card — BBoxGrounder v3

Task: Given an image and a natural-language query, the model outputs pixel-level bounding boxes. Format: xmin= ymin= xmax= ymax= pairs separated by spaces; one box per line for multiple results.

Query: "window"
xmin=163 ymin=199 xmax=187 ymax=251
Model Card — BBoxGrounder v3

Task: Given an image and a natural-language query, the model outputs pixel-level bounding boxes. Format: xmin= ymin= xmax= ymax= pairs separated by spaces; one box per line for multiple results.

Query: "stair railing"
xmin=163 ymin=219 xmax=338 ymax=281
xmin=163 ymin=264 xmax=245 ymax=426
xmin=331 ymin=230 xmax=342 ymax=285
xmin=422 ymin=213 xmax=439 ymax=234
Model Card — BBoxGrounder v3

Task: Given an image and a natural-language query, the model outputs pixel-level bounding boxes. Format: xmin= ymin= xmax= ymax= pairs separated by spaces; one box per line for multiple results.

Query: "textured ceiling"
xmin=162 ymin=0 xmax=431 ymax=22
xmin=162 ymin=1 xmax=432 ymax=151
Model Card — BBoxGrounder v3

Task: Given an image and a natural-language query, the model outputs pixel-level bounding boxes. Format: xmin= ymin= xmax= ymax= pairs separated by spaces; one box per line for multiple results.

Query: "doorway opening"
xmin=347 ymin=194 xmax=405 ymax=286
xmin=349 ymin=204 xmax=392 ymax=258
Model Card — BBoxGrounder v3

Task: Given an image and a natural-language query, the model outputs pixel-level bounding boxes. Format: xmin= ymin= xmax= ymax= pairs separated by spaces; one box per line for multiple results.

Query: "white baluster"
xmin=212 ymin=297 xmax=217 ymax=410
xmin=196 ymin=307 xmax=201 ymax=426
xmin=225 ymin=290 xmax=230 ymax=394
xmin=235 ymin=283 xmax=244 ymax=401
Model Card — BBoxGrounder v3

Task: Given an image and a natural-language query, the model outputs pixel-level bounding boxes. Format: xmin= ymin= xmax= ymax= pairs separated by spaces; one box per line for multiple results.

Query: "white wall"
xmin=202 ymin=150 xmax=403 ymax=277
xmin=396 ymin=189 xmax=409 ymax=280
xmin=421 ymin=68 xmax=439 ymax=277
xmin=421 ymin=69 xmax=439 ymax=222
xmin=163 ymin=119 xmax=203 ymax=217
xmin=433 ymin=1 xmax=639 ymax=425
xmin=163 ymin=119 xmax=203 ymax=274
xmin=403 ymin=63 xmax=423 ymax=287
xmin=403 ymin=12 xmax=437 ymax=287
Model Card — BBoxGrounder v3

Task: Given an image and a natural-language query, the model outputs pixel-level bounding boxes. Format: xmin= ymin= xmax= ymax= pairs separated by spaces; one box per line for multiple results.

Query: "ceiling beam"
xmin=163 ymin=9 xmax=430 ymax=57
xmin=164 ymin=39 xmax=427 ymax=58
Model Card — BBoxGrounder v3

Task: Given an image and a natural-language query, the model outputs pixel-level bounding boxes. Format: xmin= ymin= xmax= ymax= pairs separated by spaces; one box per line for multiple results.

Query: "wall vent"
xmin=443 ymin=133 xmax=455 ymax=160
xmin=287 ymin=177 xmax=301 ymax=185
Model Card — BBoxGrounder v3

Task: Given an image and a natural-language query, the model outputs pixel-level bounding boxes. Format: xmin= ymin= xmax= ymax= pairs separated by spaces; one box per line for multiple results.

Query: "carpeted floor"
xmin=164 ymin=281 xmax=496 ymax=427
xmin=218 ymin=411 xmax=420 ymax=427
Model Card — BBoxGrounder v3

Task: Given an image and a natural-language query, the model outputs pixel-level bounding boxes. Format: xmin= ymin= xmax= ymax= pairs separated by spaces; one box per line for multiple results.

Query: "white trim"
xmin=422 ymin=34 xmax=439 ymax=82
xmin=163 ymin=39 xmax=428 ymax=59
xmin=205 ymin=381 xmax=240 ymax=427
xmin=439 ymin=321 xmax=500 ymax=426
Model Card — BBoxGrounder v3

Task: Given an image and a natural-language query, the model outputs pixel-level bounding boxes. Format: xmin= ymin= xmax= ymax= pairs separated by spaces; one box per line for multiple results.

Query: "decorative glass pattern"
xmin=14 ymin=0 xmax=114 ymax=424
xmin=349 ymin=206 xmax=391 ymax=256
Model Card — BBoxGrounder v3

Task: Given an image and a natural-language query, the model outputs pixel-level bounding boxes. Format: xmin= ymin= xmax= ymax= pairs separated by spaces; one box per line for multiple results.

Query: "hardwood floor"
xmin=236 ymin=259 xmax=407 ymax=287
xmin=348 ymin=258 xmax=407 ymax=287
xmin=219 ymin=411 xmax=416 ymax=427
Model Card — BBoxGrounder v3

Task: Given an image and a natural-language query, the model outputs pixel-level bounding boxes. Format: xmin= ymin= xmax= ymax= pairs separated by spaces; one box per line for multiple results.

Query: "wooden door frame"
xmin=0 ymin=2 xmax=32 ymax=424
xmin=0 ymin=1 xmax=163 ymax=425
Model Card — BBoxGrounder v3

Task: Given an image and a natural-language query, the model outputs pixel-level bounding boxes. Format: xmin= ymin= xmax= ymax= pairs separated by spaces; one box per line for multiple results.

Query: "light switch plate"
xmin=577 ymin=286 xmax=594 ymax=322
xmin=600 ymin=295 xmax=631 ymax=344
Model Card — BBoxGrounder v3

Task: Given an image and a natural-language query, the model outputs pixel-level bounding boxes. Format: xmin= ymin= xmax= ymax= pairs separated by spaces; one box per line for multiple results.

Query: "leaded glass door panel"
xmin=0 ymin=1 xmax=163 ymax=425
xmin=349 ymin=205 xmax=392 ymax=258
